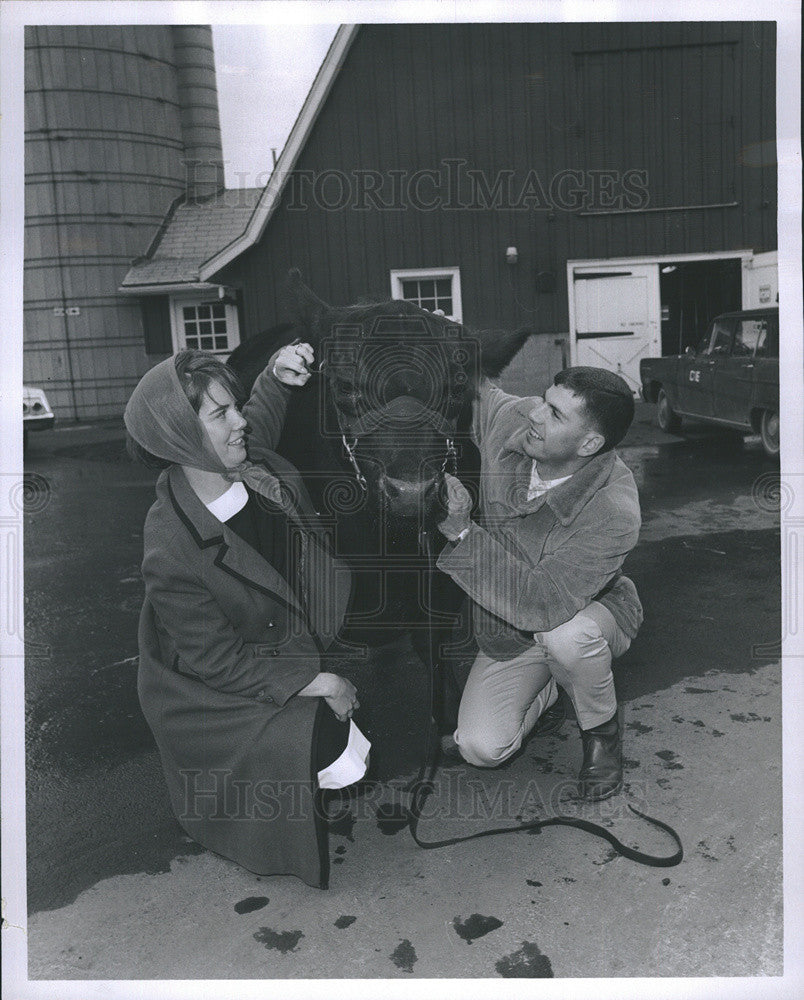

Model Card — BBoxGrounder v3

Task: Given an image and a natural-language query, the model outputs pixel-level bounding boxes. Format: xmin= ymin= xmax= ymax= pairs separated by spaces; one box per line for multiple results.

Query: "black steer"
xmin=228 ymin=272 xmax=530 ymax=693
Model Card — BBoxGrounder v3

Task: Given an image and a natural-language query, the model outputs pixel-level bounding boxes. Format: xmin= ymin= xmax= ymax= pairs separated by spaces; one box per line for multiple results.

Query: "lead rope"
xmin=398 ymin=524 xmax=683 ymax=867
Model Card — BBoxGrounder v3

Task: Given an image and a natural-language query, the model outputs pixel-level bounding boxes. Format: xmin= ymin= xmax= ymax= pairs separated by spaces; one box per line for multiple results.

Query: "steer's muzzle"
xmin=378 ymin=472 xmax=436 ymax=516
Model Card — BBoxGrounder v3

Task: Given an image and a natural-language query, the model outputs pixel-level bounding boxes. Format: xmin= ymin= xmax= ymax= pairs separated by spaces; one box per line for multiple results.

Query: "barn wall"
xmin=218 ymin=21 xmax=776 ymax=390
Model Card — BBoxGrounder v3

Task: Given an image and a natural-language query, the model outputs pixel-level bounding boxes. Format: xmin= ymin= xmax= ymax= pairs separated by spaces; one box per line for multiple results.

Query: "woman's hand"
xmin=324 ymin=674 xmax=360 ymax=723
xmin=271 ymin=342 xmax=315 ymax=386
xmin=297 ymin=672 xmax=359 ymax=723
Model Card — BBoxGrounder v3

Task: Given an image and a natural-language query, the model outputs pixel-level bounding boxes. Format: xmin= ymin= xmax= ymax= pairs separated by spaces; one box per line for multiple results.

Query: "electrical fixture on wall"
xmin=505 ymin=246 xmax=518 ymax=264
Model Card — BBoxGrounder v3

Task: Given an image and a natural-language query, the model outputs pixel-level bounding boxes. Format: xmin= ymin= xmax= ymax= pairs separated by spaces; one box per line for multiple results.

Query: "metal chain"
xmin=440 ymin=438 xmax=458 ymax=477
xmin=341 ymin=435 xmax=368 ymax=493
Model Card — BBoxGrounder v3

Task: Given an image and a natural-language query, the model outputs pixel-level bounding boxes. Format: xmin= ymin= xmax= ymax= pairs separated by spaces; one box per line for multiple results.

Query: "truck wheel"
xmin=657 ymin=389 xmax=681 ymax=434
xmin=760 ymin=410 xmax=779 ymax=459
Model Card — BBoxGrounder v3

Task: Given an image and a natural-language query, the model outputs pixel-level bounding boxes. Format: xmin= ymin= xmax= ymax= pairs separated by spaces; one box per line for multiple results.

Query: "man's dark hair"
xmin=553 ymin=366 xmax=634 ymax=453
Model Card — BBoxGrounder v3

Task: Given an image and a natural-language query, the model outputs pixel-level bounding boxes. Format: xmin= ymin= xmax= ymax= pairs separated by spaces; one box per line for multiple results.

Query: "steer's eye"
xmin=330 ymin=376 xmax=362 ymax=413
xmin=334 ymin=380 xmax=359 ymax=398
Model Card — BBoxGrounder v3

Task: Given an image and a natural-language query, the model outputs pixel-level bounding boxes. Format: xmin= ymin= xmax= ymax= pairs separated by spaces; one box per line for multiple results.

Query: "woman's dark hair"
xmin=173 ymin=349 xmax=246 ymax=413
xmin=127 ymin=350 xmax=246 ymax=468
xmin=553 ymin=366 xmax=635 ymax=453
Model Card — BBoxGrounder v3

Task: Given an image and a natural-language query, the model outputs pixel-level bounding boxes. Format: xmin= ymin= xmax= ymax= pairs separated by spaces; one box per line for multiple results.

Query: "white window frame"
xmin=169 ymin=294 xmax=241 ymax=357
xmin=390 ymin=267 xmax=463 ymax=323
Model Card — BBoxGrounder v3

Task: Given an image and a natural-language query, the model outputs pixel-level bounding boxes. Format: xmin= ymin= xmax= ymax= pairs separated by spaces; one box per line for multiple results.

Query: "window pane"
xmin=183 ymin=306 xmax=194 ymax=321
xmin=214 ymin=335 xmax=228 ymax=350
xmin=199 ymin=321 xmax=212 ymax=336
xmin=197 ymin=304 xmax=211 ymax=320
xmin=200 ymin=336 xmax=214 ymax=350
xmin=736 ymin=319 xmax=765 ymax=355
xmin=213 ymin=320 xmax=228 ymax=334
xmin=212 ymin=303 xmax=226 ymax=319
xmin=710 ymin=320 xmax=733 ymax=354
xmin=397 ymin=273 xmax=458 ymax=319
xmin=185 ymin=333 xmax=199 ymax=348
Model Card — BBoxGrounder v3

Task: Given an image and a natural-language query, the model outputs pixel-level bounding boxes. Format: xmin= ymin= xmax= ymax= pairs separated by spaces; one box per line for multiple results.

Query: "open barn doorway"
xmin=658 ymin=258 xmax=742 ymax=355
xmin=568 ymin=253 xmax=751 ymax=390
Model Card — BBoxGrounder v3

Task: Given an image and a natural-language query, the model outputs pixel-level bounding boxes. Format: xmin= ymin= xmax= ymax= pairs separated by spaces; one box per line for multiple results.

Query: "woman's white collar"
xmin=204 ymin=480 xmax=249 ymax=521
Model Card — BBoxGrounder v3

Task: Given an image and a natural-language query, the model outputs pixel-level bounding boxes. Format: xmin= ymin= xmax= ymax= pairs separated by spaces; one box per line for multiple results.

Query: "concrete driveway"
xmin=14 ymin=403 xmax=784 ymax=983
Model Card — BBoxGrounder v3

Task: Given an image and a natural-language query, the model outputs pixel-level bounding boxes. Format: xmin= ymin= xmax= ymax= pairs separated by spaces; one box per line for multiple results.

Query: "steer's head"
xmin=286 ymin=270 xmax=528 ymax=536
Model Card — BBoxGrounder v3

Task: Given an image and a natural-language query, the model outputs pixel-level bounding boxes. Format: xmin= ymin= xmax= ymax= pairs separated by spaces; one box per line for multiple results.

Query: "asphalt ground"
xmin=15 ymin=401 xmax=785 ymax=981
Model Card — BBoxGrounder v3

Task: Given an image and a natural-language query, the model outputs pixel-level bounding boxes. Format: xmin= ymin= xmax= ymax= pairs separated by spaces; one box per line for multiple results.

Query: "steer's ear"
xmin=283 ymin=269 xmax=332 ymax=345
xmin=478 ymin=327 xmax=532 ymax=378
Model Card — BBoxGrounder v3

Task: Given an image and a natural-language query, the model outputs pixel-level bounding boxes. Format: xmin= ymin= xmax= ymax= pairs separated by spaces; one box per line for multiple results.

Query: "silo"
xmin=173 ymin=26 xmax=226 ymax=201
xmin=24 ymin=25 xmax=224 ymax=419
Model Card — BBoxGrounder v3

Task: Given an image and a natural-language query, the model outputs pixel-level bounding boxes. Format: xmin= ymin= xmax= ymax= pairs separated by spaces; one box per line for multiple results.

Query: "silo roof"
xmin=120 ymin=187 xmax=263 ymax=291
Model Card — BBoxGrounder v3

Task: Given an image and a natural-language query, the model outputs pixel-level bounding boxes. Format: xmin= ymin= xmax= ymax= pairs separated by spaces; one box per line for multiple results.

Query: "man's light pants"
xmin=454 ymin=601 xmax=631 ymax=768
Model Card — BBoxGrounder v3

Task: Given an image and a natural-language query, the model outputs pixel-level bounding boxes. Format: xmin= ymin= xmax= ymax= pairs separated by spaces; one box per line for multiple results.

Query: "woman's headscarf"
xmin=124 ymin=357 xmax=290 ymax=508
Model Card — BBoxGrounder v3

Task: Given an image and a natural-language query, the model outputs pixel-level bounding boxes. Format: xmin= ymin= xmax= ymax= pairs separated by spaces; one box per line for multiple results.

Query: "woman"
xmin=124 ymin=344 xmax=368 ymax=889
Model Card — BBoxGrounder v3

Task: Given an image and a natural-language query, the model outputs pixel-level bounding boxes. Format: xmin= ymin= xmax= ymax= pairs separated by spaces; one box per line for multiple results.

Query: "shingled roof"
xmin=120 ymin=187 xmax=264 ymax=291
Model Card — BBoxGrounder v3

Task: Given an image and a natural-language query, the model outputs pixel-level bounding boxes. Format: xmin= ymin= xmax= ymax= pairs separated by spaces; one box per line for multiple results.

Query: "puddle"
xmin=452 ymin=914 xmax=503 ymax=943
xmin=495 ymin=941 xmax=554 ymax=978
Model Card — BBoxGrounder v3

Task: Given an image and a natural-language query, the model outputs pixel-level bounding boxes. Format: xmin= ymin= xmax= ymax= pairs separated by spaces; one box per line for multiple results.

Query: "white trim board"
xmin=118 ymin=282 xmax=220 ymax=296
xmin=199 ymin=25 xmax=360 ymax=283
xmin=568 ymin=250 xmax=754 ymax=270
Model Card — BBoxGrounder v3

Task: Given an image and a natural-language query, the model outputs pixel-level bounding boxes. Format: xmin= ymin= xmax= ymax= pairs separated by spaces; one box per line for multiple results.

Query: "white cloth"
xmin=204 ymin=480 xmax=249 ymax=520
xmin=317 ymin=720 xmax=371 ymax=790
xmin=526 ymin=462 xmax=571 ymax=501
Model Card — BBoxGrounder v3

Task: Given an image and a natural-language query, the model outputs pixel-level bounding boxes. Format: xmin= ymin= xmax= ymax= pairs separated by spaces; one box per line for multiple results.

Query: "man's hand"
xmin=271 ymin=341 xmax=315 ymax=386
xmin=437 ymin=473 xmax=472 ymax=541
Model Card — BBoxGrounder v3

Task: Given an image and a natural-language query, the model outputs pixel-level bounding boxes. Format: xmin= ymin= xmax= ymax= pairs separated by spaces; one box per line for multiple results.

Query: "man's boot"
xmin=578 ymin=709 xmax=623 ymax=800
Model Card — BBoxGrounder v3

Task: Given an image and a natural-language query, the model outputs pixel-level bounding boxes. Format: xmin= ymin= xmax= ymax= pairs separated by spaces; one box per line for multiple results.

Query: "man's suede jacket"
xmin=437 ymin=380 xmax=643 ymax=662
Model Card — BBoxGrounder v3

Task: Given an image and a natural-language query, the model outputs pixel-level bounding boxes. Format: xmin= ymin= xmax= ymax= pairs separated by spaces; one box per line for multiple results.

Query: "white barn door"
xmin=569 ymin=264 xmax=660 ymax=394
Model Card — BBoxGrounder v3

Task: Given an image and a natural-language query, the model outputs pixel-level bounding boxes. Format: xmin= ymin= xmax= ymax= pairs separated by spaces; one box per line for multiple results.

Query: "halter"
xmin=305 ymin=339 xmax=463 ymax=494
xmin=340 ymin=431 xmax=458 ymax=495
xmin=341 ymin=435 xmax=369 ymax=493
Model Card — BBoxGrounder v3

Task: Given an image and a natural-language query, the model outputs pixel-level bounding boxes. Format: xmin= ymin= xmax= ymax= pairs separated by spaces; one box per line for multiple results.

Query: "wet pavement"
xmin=17 ymin=402 xmax=784 ymax=980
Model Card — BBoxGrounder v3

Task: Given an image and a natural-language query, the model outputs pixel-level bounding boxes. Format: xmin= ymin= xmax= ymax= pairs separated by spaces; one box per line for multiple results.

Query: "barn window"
xmin=169 ymin=297 xmax=241 ymax=357
xmin=390 ymin=267 xmax=463 ymax=322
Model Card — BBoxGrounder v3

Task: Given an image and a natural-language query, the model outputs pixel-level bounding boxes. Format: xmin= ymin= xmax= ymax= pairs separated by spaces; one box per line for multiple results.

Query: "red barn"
xmin=125 ymin=21 xmax=777 ymax=396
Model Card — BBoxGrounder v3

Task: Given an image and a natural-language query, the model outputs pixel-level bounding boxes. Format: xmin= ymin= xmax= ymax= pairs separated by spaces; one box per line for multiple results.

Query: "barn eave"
xmin=198 ymin=23 xmax=360 ymax=283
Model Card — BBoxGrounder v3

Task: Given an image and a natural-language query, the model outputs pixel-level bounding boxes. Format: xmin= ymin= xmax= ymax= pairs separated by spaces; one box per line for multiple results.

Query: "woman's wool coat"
xmin=137 ymin=367 xmax=351 ymax=887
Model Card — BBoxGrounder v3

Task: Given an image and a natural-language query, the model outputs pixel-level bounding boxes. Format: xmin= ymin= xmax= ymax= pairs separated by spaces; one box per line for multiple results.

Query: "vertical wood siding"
xmin=221 ymin=21 xmax=776 ymax=348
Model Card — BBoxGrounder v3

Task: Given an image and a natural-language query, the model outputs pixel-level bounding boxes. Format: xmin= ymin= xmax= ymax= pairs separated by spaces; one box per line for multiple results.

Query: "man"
xmin=436 ymin=366 xmax=642 ymax=800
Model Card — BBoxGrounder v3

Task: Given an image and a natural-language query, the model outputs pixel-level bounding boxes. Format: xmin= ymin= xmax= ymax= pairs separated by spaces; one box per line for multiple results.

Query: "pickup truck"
xmin=639 ymin=307 xmax=779 ymax=458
